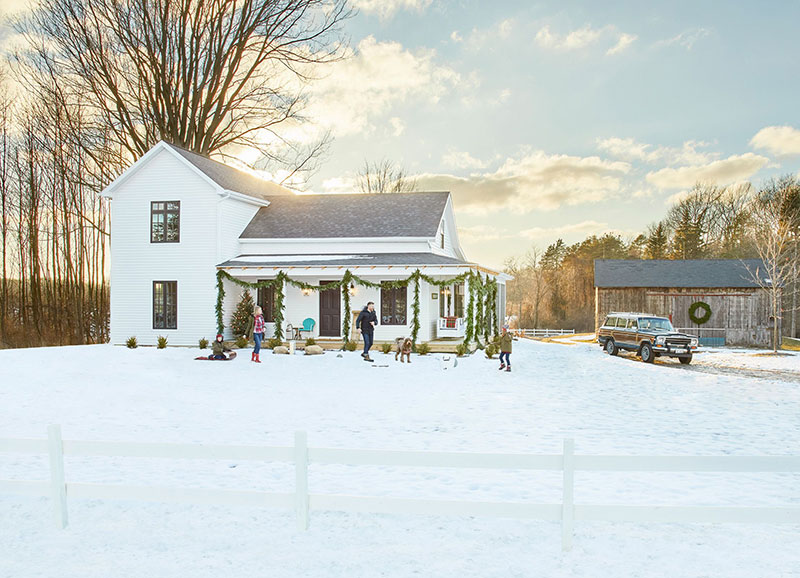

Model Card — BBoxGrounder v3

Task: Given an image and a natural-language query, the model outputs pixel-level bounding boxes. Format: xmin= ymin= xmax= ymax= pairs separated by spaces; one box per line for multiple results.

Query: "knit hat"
xmin=216 ymin=333 xmax=223 ymax=340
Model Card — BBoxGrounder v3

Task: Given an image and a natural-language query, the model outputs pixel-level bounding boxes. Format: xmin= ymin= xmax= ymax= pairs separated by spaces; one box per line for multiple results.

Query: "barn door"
xmin=319 ymin=280 xmax=341 ymax=337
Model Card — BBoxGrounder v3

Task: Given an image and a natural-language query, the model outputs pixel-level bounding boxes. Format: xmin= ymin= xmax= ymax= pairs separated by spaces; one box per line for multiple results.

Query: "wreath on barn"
xmin=688 ymin=301 xmax=712 ymax=325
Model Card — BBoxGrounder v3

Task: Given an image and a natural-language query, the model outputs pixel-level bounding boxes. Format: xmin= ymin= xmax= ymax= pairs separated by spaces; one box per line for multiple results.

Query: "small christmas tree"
xmin=230 ymin=290 xmax=255 ymax=338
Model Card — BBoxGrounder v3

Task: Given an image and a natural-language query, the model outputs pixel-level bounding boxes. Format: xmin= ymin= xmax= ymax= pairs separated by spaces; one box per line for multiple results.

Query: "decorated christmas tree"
xmin=230 ymin=290 xmax=254 ymax=338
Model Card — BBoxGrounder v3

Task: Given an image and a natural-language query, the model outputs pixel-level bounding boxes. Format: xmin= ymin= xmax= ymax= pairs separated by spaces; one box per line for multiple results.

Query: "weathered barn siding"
xmin=595 ymin=286 xmax=776 ymax=347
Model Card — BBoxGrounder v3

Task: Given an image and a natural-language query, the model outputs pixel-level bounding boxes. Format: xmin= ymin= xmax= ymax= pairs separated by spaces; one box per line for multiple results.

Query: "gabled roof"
xmin=218 ymin=252 xmax=471 ymax=268
xmin=594 ymin=259 xmax=767 ymax=288
xmin=166 ymin=143 xmax=292 ymax=200
xmin=100 ymin=141 xmax=292 ymax=202
xmin=239 ymin=192 xmax=451 ymax=239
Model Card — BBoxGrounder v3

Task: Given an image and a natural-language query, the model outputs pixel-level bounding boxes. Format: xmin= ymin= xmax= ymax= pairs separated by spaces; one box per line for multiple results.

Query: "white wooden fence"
xmin=518 ymin=329 xmax=576 ymax=338
xmin=2 ymin=426 xmax=800 ymax=551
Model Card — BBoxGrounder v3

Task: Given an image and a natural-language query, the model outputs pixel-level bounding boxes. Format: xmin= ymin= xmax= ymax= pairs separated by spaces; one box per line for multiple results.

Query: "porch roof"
xmin=217 ymin=252 xmax=472 ymax=269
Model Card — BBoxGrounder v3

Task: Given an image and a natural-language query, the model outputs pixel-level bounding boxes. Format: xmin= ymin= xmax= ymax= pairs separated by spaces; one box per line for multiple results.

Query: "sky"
xmin=2 ymin=0 xmax=799 ymax=269
xmin=291 ymin=0 xmax=800 ymax=268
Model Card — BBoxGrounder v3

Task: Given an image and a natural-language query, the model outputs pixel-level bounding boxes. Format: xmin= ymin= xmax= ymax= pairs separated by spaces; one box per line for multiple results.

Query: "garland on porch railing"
xmin=215 ymin=268 xmax=475 ymax=345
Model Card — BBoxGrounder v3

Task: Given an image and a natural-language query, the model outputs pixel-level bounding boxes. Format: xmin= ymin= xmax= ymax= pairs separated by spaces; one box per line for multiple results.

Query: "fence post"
xmin=294 ymin=431 xmax=309 ymax=531
xmin=47 ymin=424 xmax=68 ymax=529
xmin=561 ymin=438 xmax=574 ymax=551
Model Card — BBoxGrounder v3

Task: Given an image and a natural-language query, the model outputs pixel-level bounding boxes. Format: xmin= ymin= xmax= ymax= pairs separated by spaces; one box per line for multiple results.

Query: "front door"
xmin=319 ymin=281 xmax=341 ymax=337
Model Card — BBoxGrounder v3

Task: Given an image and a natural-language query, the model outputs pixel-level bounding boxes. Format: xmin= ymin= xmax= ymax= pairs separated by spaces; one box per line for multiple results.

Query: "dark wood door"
xmin=319 ymin=280 xmax=341 ymax=337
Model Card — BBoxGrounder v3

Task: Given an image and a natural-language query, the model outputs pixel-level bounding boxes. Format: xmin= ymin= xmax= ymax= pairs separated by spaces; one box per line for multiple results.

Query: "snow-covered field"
xmin=2 ymin=339 xmax=800 ymax=577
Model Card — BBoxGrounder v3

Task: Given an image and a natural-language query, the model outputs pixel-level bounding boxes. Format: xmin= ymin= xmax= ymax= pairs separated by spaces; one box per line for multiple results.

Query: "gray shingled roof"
xmin=166 ymin=143 xmax=291 ymax=200
xmin=594 ymin=259 xmax=768 ymax=288
xmin=218 ymin=252 xmax=470 ymax=268
xmin=239 ymin=192 xmax=450 ymax=238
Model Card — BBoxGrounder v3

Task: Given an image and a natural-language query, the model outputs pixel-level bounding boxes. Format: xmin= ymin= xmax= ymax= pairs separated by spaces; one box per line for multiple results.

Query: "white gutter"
xmin=239 ymin=236 xmax=431 ymax=244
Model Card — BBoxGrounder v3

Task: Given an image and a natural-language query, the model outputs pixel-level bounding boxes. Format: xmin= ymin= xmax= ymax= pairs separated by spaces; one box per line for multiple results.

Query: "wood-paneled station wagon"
xmin=597 ymin=312 xmax=700 ymax=364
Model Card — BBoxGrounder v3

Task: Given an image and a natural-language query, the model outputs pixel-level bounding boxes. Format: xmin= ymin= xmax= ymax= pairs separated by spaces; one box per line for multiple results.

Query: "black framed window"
xmin=153 ymin=281 xmax=177 ymax=329
xmin=381 ymin=283 xmax=407 ymax=325
xmin=257 ymin=282 xmax=275 ymax=323
xmin=151 ymin=201 xmax=180 ymax=243
xmin=454 ymin=283 xmax=464 ymax=317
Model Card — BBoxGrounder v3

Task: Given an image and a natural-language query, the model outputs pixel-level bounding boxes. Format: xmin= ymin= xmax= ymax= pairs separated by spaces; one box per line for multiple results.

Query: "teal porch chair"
xmin=299 ymin=318 xmax=316 ymax=339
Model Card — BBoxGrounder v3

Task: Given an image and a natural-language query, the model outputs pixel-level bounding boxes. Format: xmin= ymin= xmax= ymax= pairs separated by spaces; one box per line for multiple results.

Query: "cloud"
xmin=467 ymin=18 xmax=515 ymax=50
xmin=285 ymin=36 xmax=457 ymax=143
xmin=535 ymin=24 xmax=635 ymax=55
xmin=417 ymin=151 xmax=630 ymax=212
xmin=519 ymin=220 xmax=611 ymax=240
xmin=750 ymin=126 xmax=800 ymax=156
xmin=606 ymin=33 xmax=637 ymax=55
xmin=458 ymin=224 xmax=510 ymax=241
xmin=441 ymin=150 xmax=487 ymax=170
xmin=656 ymin=28 xmax=711 ymax=51
xmin=645 ymin=153 xmax=769 ymax=190
xmin=450 ymin=30 xmax=463 ymax=43
xmin=351 ymin=0 xmax=432 ymax=20
xmin=389 ymin=117 xmax=406 ymax=137
xmin=597 ymin=137 xmax=717 ymax=165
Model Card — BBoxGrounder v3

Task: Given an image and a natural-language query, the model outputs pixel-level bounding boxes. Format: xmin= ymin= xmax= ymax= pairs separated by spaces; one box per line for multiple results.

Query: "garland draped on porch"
xmin=215 ymin=268 xmax=498 ymax=347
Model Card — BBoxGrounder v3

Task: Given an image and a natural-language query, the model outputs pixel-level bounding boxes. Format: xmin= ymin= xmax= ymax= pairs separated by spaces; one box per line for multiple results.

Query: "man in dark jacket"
xmin=356 ymin=301 xmax=378 ymax=362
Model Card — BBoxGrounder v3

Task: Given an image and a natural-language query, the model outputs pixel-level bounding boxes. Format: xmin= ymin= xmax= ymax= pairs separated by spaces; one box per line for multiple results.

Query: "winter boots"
xmin=498 ymin=363 xmax=505 ymax=370
xmin=251 ymin=352 xmax=261 ymax=363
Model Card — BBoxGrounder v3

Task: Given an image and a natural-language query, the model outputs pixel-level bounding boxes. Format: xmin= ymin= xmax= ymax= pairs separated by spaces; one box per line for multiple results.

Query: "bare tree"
xmin=357 ymin=158 xmax=417 ymax=194
xmin=14 ymin=0 xmax=352 ymax=175
xmin=746 ymin=175 xmax=800 ymax=353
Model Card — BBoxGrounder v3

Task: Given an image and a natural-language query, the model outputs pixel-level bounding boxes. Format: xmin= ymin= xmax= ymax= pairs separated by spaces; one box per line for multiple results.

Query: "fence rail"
xmin=2 ymin=426 xmax=799 ymax=551
xmin=518 ymin=329 xmax=576 ymax=338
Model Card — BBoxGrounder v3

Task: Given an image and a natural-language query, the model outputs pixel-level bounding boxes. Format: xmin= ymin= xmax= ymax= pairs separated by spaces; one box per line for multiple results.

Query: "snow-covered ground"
xmin=2 ymin=339 xmax=800 ymax=577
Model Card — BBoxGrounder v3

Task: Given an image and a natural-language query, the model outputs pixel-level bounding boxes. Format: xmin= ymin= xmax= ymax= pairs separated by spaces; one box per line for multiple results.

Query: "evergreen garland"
xmin=483 ymin=277 xmax=493 ymax=342
xmin=464 ymin=272 xmax=475 ymax=344
xmin=215 ymin=268 xmax=474 ymax=341
xmin=411 ymin=271 xmax=421 ymax=346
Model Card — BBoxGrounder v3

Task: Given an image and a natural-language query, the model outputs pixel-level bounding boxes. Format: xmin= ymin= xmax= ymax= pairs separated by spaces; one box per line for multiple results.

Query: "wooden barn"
xmin=594 ymin=259 xmax=777 ymax=348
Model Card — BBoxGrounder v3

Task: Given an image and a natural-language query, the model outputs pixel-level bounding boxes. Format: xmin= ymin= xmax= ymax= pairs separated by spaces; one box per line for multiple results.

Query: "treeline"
xmin=505 ymin=179 xmax=800 ymax=334
xmin=0 ymin=80 xmax=120 ymax=348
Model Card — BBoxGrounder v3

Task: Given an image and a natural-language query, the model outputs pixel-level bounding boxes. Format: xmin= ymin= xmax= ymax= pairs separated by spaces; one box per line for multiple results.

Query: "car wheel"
xmin=604 ymin=339 xmax=618 ymax=356
xmin=640 ymin=342 xmax=655 ymax=363
xmin=679 ymin=354 xmax=693 ymax=365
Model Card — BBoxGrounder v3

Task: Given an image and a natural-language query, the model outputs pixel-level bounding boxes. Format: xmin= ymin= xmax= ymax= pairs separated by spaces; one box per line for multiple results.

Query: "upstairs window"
xmin=151 ymin=201 xmax=180 ymax=243
xmin=153 ymin=281 xmax=177 ymax=329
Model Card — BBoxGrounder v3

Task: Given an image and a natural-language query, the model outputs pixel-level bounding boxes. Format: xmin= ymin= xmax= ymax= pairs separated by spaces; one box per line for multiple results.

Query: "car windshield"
xmin=638 ymin=317 xmax=674 ymax=331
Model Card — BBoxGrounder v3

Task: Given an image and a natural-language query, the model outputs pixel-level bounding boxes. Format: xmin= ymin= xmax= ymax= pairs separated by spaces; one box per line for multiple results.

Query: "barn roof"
xmin=594 ymin=259 xmax=768 ymax=288
xmin=239 ymin=192 xmax=450 ymax=239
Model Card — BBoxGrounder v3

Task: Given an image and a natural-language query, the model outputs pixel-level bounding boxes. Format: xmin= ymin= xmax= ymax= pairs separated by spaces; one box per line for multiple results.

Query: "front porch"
xmin=293 ymin=337 xmax=472 ymax=354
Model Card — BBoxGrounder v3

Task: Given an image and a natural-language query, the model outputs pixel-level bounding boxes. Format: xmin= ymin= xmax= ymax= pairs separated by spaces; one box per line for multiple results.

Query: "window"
xmin=381 ymin=283 xmax=407 ymax=325
xmin=257 ymin=282 xmax=275 ymax=323
xmin=439 ymin=284 xmax=464 ymax=317
xmin=151 ymin=201 xmax=180 ymax=243
xmin=153 ymin=281 xmax=177 ymax=329
xmin=627 ymin=319 xmax=638 ymax=330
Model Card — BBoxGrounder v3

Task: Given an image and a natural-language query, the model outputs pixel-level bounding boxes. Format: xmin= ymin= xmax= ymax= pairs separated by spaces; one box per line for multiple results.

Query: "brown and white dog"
xmin=395 ymin=337 xmax=413 ymax=363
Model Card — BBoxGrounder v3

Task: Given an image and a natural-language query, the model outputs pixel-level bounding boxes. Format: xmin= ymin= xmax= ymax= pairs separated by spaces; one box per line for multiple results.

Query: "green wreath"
xmin=688 ymin=301 xmax=712 ymax=325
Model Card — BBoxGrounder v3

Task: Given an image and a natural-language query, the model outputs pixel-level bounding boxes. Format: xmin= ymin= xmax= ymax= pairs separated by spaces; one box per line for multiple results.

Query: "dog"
xmin=395 ymin=337 xmax=413 ymax=363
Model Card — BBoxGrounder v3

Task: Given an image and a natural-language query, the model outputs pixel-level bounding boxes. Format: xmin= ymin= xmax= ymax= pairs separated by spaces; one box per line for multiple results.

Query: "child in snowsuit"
xmin=498 ymin=325 xmax=512 ymax=372
xmin=211 ymin=334 xmax=231 ymax=360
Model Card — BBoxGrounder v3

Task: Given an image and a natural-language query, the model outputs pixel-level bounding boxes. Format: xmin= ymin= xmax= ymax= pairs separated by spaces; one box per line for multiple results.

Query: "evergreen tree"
xmin=645 ymin=222 xmax=670 ymax=259
xmin=230 ymin=290 xmax=255 ymax=337
xmin=671 ymin=205 xmax=705 ymax=259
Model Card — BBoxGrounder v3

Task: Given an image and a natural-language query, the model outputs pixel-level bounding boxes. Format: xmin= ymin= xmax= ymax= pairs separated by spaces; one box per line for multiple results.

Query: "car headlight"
xmin=655 ymin=336 xmax=665 ymax=345
xmin=690 ymin=338 xmax=698 ymax=347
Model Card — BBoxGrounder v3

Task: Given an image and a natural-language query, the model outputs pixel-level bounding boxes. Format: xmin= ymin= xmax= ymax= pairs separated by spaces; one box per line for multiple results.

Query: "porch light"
xmin=302 ymin=288 xmax=312 ymax=296
xmin=349 ymin=282 xmax=356 ymax=296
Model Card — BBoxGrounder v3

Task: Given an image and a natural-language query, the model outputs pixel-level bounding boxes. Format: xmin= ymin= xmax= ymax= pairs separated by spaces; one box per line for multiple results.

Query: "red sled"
xmin=195 ymin=351 xmax=237 ymax=361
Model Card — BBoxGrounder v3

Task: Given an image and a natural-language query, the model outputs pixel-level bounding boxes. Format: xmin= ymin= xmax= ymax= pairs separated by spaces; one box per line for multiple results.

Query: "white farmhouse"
xmin=101 ymin=141 xmax=507 ymax=347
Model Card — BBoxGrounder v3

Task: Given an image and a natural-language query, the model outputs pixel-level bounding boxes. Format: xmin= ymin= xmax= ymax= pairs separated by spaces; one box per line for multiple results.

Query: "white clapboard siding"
xmin=109 ymin=148 xmax=219 ymax=346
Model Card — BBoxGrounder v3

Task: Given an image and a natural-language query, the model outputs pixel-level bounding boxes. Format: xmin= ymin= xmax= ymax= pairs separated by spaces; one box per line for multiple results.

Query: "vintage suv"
xmin=597 ymin=312 xmax=699 ymax=364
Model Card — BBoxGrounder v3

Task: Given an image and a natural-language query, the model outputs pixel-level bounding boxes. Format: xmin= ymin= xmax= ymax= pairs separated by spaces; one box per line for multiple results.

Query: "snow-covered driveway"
xmin=2 ymin=340 xmax=799 ymax=577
